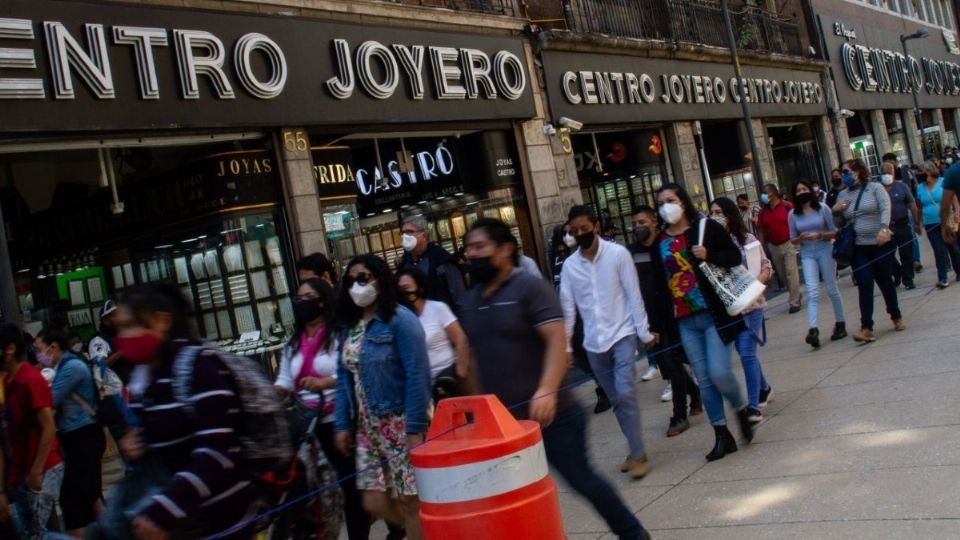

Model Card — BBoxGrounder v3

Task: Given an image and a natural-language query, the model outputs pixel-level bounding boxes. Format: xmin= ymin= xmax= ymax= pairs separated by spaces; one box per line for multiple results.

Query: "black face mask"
xmin=795 ymin=193 xmax=815 ymax=206
xmin=832 ymin=178 xmax=843 ymax=187
xmin=467 ymin=257 xmax=498 ymax=284
xmin=916 ymin=172 xmax=928 ymax=181
xmin=574 ymin=231 xmax=595 ymax=251
xmin=293 ymin=299 xmax=324 ymax=324
xmin=633 ymin=227 xmax=651 ymax=244
xmin=99 ymin=324 xmax=117 ymax=340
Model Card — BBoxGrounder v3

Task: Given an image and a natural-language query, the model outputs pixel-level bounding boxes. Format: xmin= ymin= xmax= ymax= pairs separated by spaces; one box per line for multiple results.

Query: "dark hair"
xmin=396 ymin=267 xmax=428 ymax=292
xmin=338 ymin=255 xmax=399 ymax=328
xmin=656 ymin=183 xmax=700 ymax=225
xmin=882 ymin=152 xmax=898 ymax=163
xmin=711 ymin=197 xmax=748 ymax=246
xmin=38 ymin=328 xmax=69 ymax=351
xmin=736 ymin=194 xmax=749 ymax=202
xmin=631 ymin=205 xmax=657 ymax=219
xmin=297 ymin=252 xmax=337 ymax=283
xmin=0 ymin=322 xmax=25 ymax=359
xmin=290 ymin=278 xmax=337 ymax=352
xmin=567 ymin=204 xmax=598 ymax=224
xmin=831 ymin=168 xmax=843 ymax=177
xmin=763 ymin=183 xmax=780 ymax=196
xmin=119 ymin=283 xmax=194 ymax=342
xmin=792 ymin=179 xmax=822 ymax=211
xmin=844 ymin=158 xmax=871 ymax=184
xmin=466 ymin=218 xmax=519 ymax=266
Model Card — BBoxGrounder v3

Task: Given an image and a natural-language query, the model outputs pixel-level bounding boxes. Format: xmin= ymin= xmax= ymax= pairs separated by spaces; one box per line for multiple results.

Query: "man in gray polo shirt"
xmin=458 ymin=218 xmax=651 ymax=540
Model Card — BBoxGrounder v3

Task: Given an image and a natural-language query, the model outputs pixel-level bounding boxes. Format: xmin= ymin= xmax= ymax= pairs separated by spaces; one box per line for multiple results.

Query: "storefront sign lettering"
xmin=839 ymin=40 xmax=960 ymax=96
xmin=215 ymin=156 xmax=273 ymax=177
xmin=562 ymin=70 xmax=822 ymax=108
xmin=355 ymin=146 xmax=455 ymax=196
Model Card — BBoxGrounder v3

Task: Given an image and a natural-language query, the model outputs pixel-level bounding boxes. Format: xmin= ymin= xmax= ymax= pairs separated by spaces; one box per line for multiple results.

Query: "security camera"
xmin=543 ymin=123 xmax=557 ymax=136
xmin=838 ymin=109 xmax=855 ymax=119
xmin=558 ymin=117 xmax=583 ymax=131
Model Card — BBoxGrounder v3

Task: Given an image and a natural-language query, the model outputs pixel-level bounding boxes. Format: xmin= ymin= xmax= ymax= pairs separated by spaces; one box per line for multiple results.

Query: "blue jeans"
xmin=677 ymin=312 xmax=745 ymax=426
xmin=926 ymin=224 xmax=960 ymax=282
xmin=909 ymin=212 xmax=921 ymax=263
xmin=800 ymin=241 xmax=845 ymax=329
xmin=543 ymin=404 xmax=646 ymax=540
xmin=735 ymin=309 xmax=770 ymax=410
xmin=585 ymin=335 xmax=645 ymax=459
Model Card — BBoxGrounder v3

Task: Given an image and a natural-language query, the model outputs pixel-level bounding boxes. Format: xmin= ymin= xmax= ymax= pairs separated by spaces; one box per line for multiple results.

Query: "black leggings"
xmin=315 ymin=422 xmax=371 ymax=540
xmin=651 ymin=341 xmax=701 ymax=420
xmin=59 ymin=423 xmax=105 ymax=530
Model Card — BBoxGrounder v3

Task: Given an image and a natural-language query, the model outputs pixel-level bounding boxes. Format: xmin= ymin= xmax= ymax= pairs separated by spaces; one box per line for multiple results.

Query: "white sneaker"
xmin=640 ymin=366 xmax=659 ymax=381
xmin=660 ymin=383 xmax=673 ymax=402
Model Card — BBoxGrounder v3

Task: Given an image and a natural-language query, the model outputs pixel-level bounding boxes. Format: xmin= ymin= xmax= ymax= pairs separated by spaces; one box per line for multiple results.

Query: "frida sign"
xmin=0 ymin=0 xmax=533 ymax=131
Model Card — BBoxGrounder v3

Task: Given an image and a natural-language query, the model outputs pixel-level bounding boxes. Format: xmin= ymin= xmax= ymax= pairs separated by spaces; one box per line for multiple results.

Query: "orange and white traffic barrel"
xmin=410 ymin=395 xmax=565 ymax=540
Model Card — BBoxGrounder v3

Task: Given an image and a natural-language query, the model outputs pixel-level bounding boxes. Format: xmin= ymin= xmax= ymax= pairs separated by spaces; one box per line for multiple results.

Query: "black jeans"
xmin=58 ymin=422 xmax=105 ymax=530
xmin=650 ymin=341 xmax=700 ymax=420
xmin=890 ymin=218 xmax=915 ymax=285
xmin=852 ymin=244 xmax=902 ymax=330
xmin=316 ymin=422 xmax=371 ymax=540
xmin=926 ymin=225 xmax=960 ymax=282
xmin=542 ymin=403 xmax=646 ymax=540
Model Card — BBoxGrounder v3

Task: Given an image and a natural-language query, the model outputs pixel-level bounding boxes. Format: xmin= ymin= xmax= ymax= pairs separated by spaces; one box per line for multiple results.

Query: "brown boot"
xmin=893 ymin=319 xmax=906 ymax=331
xmin=626 ymin=454 xmax=650 ymax=479
xmin=852 ymin=328 xmax=876 ymax=342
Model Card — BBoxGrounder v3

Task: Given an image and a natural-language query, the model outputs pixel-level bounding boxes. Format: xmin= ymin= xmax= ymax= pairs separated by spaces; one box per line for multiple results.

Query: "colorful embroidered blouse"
xmin=659 ymin=232 xmax=707 ymax=319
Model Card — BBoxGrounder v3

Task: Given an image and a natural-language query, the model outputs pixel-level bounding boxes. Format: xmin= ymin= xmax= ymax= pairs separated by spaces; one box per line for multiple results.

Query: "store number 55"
xmin=283 ymin=130 xmax=308 ymax=152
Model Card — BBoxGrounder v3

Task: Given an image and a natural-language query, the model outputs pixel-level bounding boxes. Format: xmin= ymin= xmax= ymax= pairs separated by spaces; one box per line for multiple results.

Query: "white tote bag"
xmin=696 ymin=219 xmax=767 ymax=316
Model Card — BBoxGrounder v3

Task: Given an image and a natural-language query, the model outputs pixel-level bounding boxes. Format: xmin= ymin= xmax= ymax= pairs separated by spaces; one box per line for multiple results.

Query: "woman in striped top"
xmin=114 ymin=284 xmax=258 ymax=539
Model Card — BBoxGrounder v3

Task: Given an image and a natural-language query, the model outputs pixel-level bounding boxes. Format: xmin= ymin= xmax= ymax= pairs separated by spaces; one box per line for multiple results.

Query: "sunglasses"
xmin=345 ymin=271 xmax=374 ymax=286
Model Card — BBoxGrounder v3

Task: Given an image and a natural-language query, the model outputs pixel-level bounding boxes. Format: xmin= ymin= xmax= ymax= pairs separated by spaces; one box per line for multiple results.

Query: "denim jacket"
xmin=51 ymin=353 xmax=97 ymax=433
xmin=334 ymin=306 xmax=431 ymax=434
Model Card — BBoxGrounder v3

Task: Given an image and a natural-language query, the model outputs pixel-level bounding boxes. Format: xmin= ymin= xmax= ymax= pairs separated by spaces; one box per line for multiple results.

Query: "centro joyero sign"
xmin=0 ymin=0 xmax=534 ymax=131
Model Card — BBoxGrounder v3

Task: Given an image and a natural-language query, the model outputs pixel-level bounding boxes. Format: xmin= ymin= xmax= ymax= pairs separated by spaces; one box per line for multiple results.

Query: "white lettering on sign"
xmin=355 ymin=146 xmax=455 ymax=197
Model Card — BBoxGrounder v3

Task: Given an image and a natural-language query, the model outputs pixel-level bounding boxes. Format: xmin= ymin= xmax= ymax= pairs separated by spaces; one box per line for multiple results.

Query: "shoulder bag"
xmin=832 ymin=186 xmax=867 ymax=267
xmin=696 ymin=219 xmax=767 ymax=316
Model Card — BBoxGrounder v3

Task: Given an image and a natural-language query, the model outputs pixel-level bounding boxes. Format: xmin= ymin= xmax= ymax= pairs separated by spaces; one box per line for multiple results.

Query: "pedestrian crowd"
xmin=3 ymin=150 xmax=960 ymax=540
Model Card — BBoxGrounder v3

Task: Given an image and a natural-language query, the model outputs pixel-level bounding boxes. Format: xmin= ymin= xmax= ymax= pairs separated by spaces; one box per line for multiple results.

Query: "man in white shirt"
xmin=560 ymin=205 xmax=658 ymax=480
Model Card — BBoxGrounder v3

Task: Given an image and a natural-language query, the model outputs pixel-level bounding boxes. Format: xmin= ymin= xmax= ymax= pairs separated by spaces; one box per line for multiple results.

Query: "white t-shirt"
xmin=417 ymin=300 xmax=458 ymax=379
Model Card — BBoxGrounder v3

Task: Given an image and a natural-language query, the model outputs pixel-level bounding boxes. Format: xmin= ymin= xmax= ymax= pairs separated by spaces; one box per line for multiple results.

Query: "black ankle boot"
xmin=831 ymin=322 xmax=847 ymax=341
xmin=593 ymin=385 xmax=611 ymax=414
xmin=706 ymin=425 xmax=738 ymax=461
xmin=805 ymin=328 xmax=820 ymax=348
xmin=735 ymin=407 xmax=755 ymax=444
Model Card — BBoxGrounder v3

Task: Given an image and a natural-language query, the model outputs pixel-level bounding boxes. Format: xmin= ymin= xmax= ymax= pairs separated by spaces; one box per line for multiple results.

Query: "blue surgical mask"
xmin=842 ymin=170 xmax=855 ymax=188
xmin=760 ymin=193 xmax=771 ymax=205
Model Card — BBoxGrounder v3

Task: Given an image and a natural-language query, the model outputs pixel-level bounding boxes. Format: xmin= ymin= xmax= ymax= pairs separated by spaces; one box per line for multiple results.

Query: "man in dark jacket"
xmin=398 ymin=215 xmax=466 ymax=310
xmin=629 ymin=206 xmax=702 ymax=437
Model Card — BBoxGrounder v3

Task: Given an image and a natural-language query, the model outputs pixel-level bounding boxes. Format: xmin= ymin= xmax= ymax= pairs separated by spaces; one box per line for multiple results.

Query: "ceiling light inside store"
xmin=181 ymin=238 xmax=197 ymax=244
xmin=382 ymin=208 xmax=393 ymax=214
xmin=155 ymin=244 xmax=174 ymax=249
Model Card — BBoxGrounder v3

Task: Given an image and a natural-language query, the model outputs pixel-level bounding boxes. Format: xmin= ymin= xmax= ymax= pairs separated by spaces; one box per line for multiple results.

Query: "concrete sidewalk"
xmin=562 ymin=241 xmax=960 ymax=539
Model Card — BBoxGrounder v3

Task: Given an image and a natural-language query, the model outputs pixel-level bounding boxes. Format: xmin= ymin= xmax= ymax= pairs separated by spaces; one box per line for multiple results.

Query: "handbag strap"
xmin=852 ymin=183 xmax=867 ymax=213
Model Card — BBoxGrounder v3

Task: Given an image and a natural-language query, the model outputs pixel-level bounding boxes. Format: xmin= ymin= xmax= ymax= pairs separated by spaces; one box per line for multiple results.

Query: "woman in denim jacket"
xmin=333 ymin=255 xmax=430 ymax=540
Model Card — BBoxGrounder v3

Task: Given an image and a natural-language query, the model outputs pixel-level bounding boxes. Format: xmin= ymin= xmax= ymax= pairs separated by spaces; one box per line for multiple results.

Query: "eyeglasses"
xmin=345 ymin=271 xmax=373 ymax=286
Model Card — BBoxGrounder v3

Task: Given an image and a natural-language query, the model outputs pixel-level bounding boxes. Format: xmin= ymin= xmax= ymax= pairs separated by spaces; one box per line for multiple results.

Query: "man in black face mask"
xmin=458 ymin=217 xmax=652 ymax=540
xmin=559 ymin=205 xmax=657 ymax=480
xmin=629 ymin=206 xmax=702 ymax=436
xmin=827 ymin=168 xmax=845 ymax=208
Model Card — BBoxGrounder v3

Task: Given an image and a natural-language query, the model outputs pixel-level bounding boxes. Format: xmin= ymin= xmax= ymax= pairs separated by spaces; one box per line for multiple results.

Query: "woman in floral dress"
xmin=333 ymin=255 xmax=431 ymax=539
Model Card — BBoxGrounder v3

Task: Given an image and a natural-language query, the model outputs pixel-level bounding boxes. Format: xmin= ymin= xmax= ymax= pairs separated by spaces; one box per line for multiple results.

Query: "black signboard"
xmin=26 ymin=150 xmax=281 ymax=253
xmin=541 ymin=50 xmax=827 ymax=126
xmin=0 ymin=0 xmax=534 ymax=133
xmin=811 ymin=0 xmax=960 ymax=111
xmin=311 ymin=130 xmax=520 ymax=214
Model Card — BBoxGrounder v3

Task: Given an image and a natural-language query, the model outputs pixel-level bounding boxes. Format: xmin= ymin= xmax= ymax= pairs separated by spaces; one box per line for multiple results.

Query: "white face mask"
xmin=71 ymin=342 xmax=83 ymax=353
xmin=349 ymin=281 xmax=378 ymax=308
xmin=659 ymin=202 xmax=684 ymax=225
xmin=880 ymin=174 xmax=894 ymax=186
xmin=947 ymin=157 xmax=955 ymax=165
xmin=711 ymin=214 xmax=729 ymax=229
xmin=401 ymin=233 xmax=418 ymax=252
xmin=562 ymin=233 xmax=577 ymax=249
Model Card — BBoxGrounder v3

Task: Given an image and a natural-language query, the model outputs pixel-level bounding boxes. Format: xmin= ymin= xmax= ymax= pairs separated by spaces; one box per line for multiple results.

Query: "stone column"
xmin=903 ymin=111 xmax=924 ymax=164
xmin=933 ymin=109 xmax=948 ymax=151
xmin=818 ymin=115 xmax=843 ymax=173
xmin=277 ymin=127 xmax=327 ymax=258
xmin=751 ymin=118 xmax=777 ymax=190
xmin=952 ymin=109 xmax=960 ymax=147
xmin=868 ymin=109 xmax=891 ymax=156
xmin=665 ymin=121 xmax=706 ymax=208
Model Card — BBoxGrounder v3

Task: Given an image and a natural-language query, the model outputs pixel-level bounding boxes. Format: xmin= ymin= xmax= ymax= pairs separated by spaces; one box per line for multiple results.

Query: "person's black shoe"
xmin=915 ymin=262 xmax=923 ymax=273
xmin=788 ymin=304 xmax=801 ymax=314
xmin=830 ymin=322 xmax=847 ymax=341
xmin=735 ymin=407 xmax=755 ymax=444
xmin=705 ymin=425 xmax=738 ymax=462
xmin=666 ymin=416 xmax=690 ymax=437
xmin=639 ymin=527 xmax=653 ymax=540
xmin=594 ymin=385 xmax=611 ymax=414
xmin=758 ymin=386 xmax=772 ymax=408
xmin=904 ymin=280 xmax=916 ymax=290
xmin=805 ymin=327 xmax=820 ymax=349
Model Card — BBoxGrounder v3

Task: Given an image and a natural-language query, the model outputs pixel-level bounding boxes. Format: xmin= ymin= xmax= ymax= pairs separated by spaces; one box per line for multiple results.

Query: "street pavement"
xmin=561 ymin=239 xmax=960 ymax=539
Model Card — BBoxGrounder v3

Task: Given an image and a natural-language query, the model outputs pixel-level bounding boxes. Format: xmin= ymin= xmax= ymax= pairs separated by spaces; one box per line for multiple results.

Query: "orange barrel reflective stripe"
xmin=411 ymin=395 xmax=565 ymax=540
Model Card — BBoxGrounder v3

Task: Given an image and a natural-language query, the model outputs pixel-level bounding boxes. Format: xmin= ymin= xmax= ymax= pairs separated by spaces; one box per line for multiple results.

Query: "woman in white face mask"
xmin=649 ymin=184 xmax=754 ymax=462
xmin=333 ymin=255 xmax=431 ymax=540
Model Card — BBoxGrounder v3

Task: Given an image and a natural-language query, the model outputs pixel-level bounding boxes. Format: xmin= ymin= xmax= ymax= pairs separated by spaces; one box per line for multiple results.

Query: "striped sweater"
xmin=128 ymin=341 xmax=257 ymax=538
xmin=836 ymin=180 xmax=892 ymax=246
